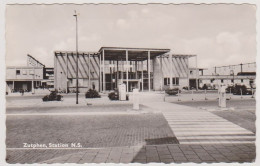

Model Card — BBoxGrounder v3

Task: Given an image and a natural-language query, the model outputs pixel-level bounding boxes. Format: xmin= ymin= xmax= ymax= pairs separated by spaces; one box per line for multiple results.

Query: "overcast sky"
xmin=6 ymin=4 xmax=256 ymax=68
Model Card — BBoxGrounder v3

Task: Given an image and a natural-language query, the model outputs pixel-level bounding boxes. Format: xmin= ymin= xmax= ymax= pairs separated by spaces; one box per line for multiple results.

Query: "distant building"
xmin=197 ymin=62 xmax=256 ymax=89
xmin=6 ymin=54 xmax=54 ymax=94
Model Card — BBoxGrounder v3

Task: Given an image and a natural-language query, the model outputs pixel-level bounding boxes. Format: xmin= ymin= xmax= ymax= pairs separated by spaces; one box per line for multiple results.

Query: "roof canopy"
xmin=99 ymin=47 xmax=170 ymax=61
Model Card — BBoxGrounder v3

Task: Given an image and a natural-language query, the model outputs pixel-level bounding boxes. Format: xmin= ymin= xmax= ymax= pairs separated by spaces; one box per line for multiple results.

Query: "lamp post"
xmin=73 ymin=10 xmax=79 ymax=104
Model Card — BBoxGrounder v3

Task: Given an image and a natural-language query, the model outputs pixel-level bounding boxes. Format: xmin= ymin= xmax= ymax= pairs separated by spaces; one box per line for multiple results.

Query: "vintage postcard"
xmin=2 ymin=0 xmax=258 ymax=164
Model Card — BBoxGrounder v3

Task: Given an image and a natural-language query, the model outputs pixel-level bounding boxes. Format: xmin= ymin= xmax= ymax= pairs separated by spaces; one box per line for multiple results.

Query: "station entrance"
xmin=99 ymin=47 xmax=169 ymax=92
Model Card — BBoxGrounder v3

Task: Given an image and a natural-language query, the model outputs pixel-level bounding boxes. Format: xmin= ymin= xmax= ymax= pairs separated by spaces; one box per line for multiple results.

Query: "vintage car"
xmin=42 ymin=90 xmax=63 ymax=101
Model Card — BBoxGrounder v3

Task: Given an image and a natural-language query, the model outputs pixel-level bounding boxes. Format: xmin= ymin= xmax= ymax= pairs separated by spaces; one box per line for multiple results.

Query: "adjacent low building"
xmin=6 ymin=54 xmax=54 ymax=94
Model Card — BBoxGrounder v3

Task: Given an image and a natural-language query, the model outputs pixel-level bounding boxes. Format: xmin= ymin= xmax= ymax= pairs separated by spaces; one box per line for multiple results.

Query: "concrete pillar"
xmin=126 ymin=50 xmax=129 ymax=92
xmin=169 ymin=54 xmax=173 ymax=89
xmin=54 ymin=54 xmax=57 ymax=89
xmin=99 ymin=53 xmax=102 ymax=92
xmin=88 ymin=53 xmax=91 ymax=89
xmin=116 ymin=59 xmax=119 ymax=89
xmin=110 ymin=60 xmax=113 ymax=90
xmin=141 ymin=61 xmax=144 ymax=91
xmin=12 ymin=81 xmax=15 ymax=92
xmin=121 ymin=58 xmax=123 ymax=84
xmin=187 ymin=57 xmax=190 ymax=90
xmin=196 ymin=55 xmax=198 ymax=91
xmin=102 ymin=49 xmax=105 ymax=92
xmin=148 ymin=51 xmax=151 ymax=91
xmin=135 ymin=59 xmax=138 ymax=79
xmin=160 ymin=55 xmax=163 ymax=91
xmin=66 ymin=53 xmax=68 ymax=93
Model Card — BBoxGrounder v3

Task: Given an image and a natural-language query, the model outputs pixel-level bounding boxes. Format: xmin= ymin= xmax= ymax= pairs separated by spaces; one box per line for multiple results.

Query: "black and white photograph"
xmin=2 ymin=1 xmax=258 ymax=164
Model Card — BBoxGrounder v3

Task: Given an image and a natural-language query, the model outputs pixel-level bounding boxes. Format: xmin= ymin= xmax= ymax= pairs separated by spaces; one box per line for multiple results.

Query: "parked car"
xmin=165 ymin=88 xmax=181 ymax=95
xmin=42 ymin=90 xmax=63 ymax=101
xmin=233 ymin=85 xmax=253 ymax=95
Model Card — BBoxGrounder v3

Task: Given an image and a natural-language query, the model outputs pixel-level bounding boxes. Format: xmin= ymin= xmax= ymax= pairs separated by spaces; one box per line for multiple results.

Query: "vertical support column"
xmin=141 ymin=61 xmax=144 ymax=91
xmin=160 ymin=55 xmax=163 ymax=91
xmin=66 ymin=53 xmax=68 ymax=93
xmin=32 ymin=67 xmax=35 ymax=94
xmin=196 ymin=55 xmax=198 ymax=91
xmin=102 ymin=50 xmax=105 ymax=92
xmin=99 ymin=53 xmax=102 ymax=92
xmin=169 ymin=54 xmax=173 ymax=89
xmin=135 ymin=59 xmax=138 ymax=79
xmin=54 ymin=54 xmax=57 ymax=90
xmin=187 ymin=57 xmax=190 ymax=90
xmin=121 ymin=58 xmax=123 ymax=84
xmin=13 ymin=81 xmax=14 ymax=90
xmin=116 ymin=59 xmax=119 ymax=88
xmin=148 ymin=51 xmax=151 ymax=91
xmin=126 ymin=50 xmax=129 ymax=92
xmin=88 ymin=53 xmax=91 ymax=89
xmin=110 ymin=60 xmax=113 ymax=91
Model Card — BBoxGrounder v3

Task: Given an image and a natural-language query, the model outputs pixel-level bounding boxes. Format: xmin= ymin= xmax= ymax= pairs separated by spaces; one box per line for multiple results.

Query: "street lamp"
xmin=73 ymin=10 xmax=79 ymax=104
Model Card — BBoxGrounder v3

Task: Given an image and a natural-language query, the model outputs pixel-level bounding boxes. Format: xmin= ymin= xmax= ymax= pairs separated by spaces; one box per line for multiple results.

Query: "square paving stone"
xmin=147 ymin=157 xmax=160 ymax=163
xmin=159 ymin=154 xmax=173 ymax=159
xmin=187 ymin=158 xmax=202 ymax=163
xmin=171 ymin=152 xmax=185 ymax=157
xmin=132 ymin=159 xmax=146 ymax=163
xmin=92 ymin=157 xmax=107 ymax=163
xmin=185 ymin=154 xmax=200 ymax=159
xmin=160 ymin=158 xmax=174 ymax=163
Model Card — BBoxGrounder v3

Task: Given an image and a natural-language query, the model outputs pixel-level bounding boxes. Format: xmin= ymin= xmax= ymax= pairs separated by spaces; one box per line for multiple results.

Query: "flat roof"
xmin=99 ymin=47 xmax=170 ymax=61
xmin=7 ymin=66 xmax=43 ymax=69
xmin=54 ymin=51 xmax=99 ymax=55
xmin=162 ymin=54 xmax=197 ymax=58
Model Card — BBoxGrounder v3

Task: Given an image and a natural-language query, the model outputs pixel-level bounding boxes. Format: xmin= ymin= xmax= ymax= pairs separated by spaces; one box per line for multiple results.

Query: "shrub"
xmin=42 ymin=91 xmax=63 ymax=101
xmin=202 ymin=84 xmax=208 ymax=90
xmin=85 ymin=89 xmax=101 ymax=98
xmin=108 ymin=92 xmax=118 ymax=100
xmin=108 ymin=91 xmax=129 ymax=101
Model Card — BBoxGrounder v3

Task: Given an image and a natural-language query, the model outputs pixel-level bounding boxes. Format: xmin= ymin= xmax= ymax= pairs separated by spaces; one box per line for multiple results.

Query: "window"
xmin=29 ymin=70 xmax=34 ymax=75
xmin=172 ymin=78 xmax=176 ymax=85
xmin=241 ymin=79 xmax=244 ymax=83
xmin=16 ymin=70 xmax=20 ymax=75
xmin=176 ymin=78 xmax=179 ymax=85
xmin=231 ymin=79 xmax=234 ymax=83
xmin=164 ymin=78 xmax=167 ymax=85
xmin=221 ymin=79 xmax=224 ymax=83
xmin=22 ymin=70 xmax=27 ymax=75
xmin=210 ymin=79 xmax=214 ymax=83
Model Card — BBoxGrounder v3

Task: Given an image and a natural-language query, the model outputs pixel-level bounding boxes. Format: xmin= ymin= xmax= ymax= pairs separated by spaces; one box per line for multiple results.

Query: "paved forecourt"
xmin=142 ymin=101 xmax=255 ymax=144
xmin=6 ymin=143 xmax=254 ymax=164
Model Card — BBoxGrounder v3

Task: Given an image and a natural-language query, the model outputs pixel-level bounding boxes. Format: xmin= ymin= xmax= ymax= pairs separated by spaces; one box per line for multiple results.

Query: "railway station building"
xmin=54 ymin=47 xmax=198 ymax=93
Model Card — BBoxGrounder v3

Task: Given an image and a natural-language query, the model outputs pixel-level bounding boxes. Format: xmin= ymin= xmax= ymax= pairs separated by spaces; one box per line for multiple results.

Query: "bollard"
xmin=219 ymin=85 xmax=226 ymax=108
xmin=164 ymin=90 xmax=166 ymax=102
xmin=240 ymin=88 xmax=243 ymax=99
xmin=178 ymin=90 xmax=181 ymax=101
xmin=133 ymin=89 xmax=139 ymax=110
xmin=229 ymin=87 xmax=232 ymax=100
xmin=192 ymin=90 xmax=194 ymax=100
xmin=204 ymin=89 xmax=208 ymax=100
